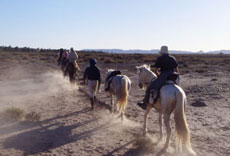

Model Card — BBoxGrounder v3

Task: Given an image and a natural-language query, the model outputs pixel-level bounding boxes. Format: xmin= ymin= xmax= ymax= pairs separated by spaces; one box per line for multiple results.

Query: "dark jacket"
xmin=155 ymin=54 xmax=178 ymax=72
xmin=84 ymin=65 xmax=101 ymax=81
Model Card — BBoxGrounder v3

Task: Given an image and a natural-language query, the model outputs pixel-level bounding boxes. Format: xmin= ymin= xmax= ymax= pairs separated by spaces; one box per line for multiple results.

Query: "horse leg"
xmin=163 ymin=113 xmax=171 ymax=151
xmin=110 ymin=95 xmax=114 ymax=113
xmin=115 ymin=97 xmax=120 ymax=114
xmin=143 ymin=104 xmax=152 ymax=135
xmin=120 ymin=102 xmax=126 ymax=121
xmin=90 ymin=97 xmax=94 ymax=110
xmin=159 ymin=112 xmax=163 ymax=140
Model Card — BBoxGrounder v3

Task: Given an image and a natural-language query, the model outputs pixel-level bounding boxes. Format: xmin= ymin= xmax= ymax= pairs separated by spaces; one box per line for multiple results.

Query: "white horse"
xmin=136 ymin=64 xmax=196 ymax=155
xmin=105 ymin=69 xmax=131 ymax=119
xmin=136 ymin=64 xmax=157 ymax=89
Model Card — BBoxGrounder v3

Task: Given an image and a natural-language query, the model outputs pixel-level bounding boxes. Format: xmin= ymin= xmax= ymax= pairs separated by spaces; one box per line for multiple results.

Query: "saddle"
xmin=166 ymin=72 xmax=179 ymax=84
xmin=151 ymin=72 xmax=179 ymax=111
xmin=105 ymin=70 xmax=121 ymax=91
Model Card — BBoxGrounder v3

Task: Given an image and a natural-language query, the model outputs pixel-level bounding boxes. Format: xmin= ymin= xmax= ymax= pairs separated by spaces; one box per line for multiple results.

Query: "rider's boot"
xmin=137 ymin=98 xmax=148 ymax=110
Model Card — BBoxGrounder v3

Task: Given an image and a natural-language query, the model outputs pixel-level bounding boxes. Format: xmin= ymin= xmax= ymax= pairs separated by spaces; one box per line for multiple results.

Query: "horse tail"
xmin=117 ymin=77 xmax=129 ymax=113
xmin=174 ymin=90 xmax=196 ymax=155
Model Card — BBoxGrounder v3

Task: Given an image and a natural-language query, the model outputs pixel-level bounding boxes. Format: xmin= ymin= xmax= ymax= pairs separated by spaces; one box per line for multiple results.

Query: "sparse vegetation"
xmin=2 ymin=107 xmax=25 ymax=121
xmin=0 ymin=48 xmax=230 ymax=155
xmin=25 ymin=111 xmax=41 ymax=121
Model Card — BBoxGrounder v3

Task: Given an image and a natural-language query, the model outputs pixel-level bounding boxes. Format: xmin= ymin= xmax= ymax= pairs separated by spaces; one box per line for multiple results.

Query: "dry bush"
xmin=104 ymin=58 xmax=114 ymax=64
xmin=25 ymin=111 xmax=41 ymax=121
xmin=2 ymin=107 xmax=25 ymax=121
xmin=195 ymin=69 xmax=208 ymax=73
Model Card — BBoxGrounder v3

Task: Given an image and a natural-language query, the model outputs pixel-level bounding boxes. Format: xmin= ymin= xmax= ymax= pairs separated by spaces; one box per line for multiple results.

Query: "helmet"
xmin=89 ymin=58 xmax=97 ymax=65
xmin=70 ymin=47 xmax=74 ymax=52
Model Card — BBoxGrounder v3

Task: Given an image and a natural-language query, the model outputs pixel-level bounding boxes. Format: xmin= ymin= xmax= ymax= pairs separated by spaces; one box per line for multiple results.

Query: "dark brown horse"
xmin=65 ymin=62 xmax=80 ymax=84
xmin=60 ymin=58 xmax=69 ymax=76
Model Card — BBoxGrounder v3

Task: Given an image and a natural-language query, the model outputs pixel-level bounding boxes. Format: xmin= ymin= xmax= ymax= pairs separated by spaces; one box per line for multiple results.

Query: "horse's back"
xmin=111 ymin=75 xmax=131 ymax=91
xmin=161 ymin=84 xmax=184 ymax=97
xmin=160 ymin=84 xmax=185 ymax=111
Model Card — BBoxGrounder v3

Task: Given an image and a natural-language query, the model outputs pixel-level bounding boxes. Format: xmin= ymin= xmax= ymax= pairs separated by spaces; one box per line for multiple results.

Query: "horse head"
xmin=136 ymin=64 xmax=156 ymax=89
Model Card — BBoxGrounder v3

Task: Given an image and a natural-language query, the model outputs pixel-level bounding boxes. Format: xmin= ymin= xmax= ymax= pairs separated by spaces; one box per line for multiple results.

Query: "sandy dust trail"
xmin=0 ymin=68 xmax=178 ymax=156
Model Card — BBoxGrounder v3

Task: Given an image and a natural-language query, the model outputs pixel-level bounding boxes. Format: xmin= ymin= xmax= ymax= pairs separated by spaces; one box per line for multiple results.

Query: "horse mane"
xmin=136 ymin=64 xmax=151 ymax=70
xmin=136 ymin=64 xmax=153 ymax=74
xmin=141 ymin=64 xmax=150 ymax=69
xmin=107 ymin=69 xmax=115 ymax=72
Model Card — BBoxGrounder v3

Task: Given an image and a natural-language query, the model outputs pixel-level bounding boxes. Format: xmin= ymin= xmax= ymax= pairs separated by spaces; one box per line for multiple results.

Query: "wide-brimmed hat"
xmin=159 ymin=46 xmax=169 ymax=54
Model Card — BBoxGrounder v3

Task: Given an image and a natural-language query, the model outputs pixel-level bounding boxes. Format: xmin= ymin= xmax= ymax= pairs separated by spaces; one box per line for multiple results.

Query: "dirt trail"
xmin=0 ymin=61 xmax=229 ymax=156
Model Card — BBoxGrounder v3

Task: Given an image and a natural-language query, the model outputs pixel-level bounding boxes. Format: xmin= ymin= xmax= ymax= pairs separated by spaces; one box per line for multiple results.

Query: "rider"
xmin=57 ymin=48 xmax=64 ymax=66
xmin=64 ymin=47 xmax=79 ymax=74
xmin=67 ymin=47 xmax=78 ymax=65
xmin=138 ymin=46 xmax=179 ymax=110
xmin=83 ymin=58 xmax=101 ymax=110
xmin=61 ymin=49 xmax=69 ymax=64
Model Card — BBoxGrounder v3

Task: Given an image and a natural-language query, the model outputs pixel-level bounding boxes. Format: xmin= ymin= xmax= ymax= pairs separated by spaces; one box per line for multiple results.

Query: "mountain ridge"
xmin=82 ymin=49 xmax=230 ymax=54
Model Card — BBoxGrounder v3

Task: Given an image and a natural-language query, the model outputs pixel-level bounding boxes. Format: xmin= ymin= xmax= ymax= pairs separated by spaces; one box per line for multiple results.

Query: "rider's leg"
xmin=137 ymin=81 xmax=155 ymax=110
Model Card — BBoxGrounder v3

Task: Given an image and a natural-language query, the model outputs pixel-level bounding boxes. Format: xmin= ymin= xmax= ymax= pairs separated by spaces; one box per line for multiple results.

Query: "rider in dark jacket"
xmin=84 ymin=59 xmax=101 ymax=84
xmin=138 ymin=46 xmax=179 ymax=110
xmin=83 ymin=58 xmax=101 ymax=109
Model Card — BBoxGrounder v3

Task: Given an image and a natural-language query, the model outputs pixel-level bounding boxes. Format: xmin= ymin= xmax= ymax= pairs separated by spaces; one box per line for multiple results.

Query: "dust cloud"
xmin=0 ymin=66 xmax=77 ymax=110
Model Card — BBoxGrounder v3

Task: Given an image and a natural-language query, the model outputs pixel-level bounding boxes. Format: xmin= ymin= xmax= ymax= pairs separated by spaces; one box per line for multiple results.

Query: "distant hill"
xmin=82 ymin=49 xmax=230 ymax=54
xmin=1 ymin=46 xmax=230 ymax=54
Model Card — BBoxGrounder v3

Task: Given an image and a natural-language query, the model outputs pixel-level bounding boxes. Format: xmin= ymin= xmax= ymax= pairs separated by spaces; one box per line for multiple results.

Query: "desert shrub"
xmin=25 ymin=112 xmax=41 ymax=121
xmin=22 ymin=56 xmax=29 ymax=60
xmin=183 ymin=63 xmax=188 ymax=68
xmin=40 ymin=57 xmax=47 ymax=61
xmin=195 ymin=69 xmax=208 ymax=73
xmin=3 ymin=107 xmax=25 ymax=120
xmin=104 ymin=58 xmax=113 ymax=64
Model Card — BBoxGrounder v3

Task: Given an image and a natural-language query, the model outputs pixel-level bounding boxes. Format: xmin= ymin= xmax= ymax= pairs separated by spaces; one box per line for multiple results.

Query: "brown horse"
xmin=60 ymin=58 xmax=69 ymax=76
xmin=65 ymin=62 xmax=80 ymax=84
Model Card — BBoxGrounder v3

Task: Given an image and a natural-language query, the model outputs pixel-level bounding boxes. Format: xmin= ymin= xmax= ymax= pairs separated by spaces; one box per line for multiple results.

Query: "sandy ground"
xmin=0 ymin=54 xmax=230 ymax=156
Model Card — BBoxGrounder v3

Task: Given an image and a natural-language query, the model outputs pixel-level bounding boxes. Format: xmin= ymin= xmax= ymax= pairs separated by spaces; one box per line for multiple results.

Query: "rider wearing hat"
xmin=83 ymin=58 xmax=101 ymax=110
xmin=138 ymin=46 xmax=179 ymax=110
xmin=68 ymin=47 xmax=78 ymax=64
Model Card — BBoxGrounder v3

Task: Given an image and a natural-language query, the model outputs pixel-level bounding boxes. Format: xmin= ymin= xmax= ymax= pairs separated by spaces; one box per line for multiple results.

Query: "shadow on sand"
xmin=78 ymin=87 xmax=111 ymax=111
xmin=103 ymin=134 xmax=168 ymax=156
xmin=0 ymin=107 xmax=90 ymax=136
xmin=2 ymin=107 xmax=107 ymax=155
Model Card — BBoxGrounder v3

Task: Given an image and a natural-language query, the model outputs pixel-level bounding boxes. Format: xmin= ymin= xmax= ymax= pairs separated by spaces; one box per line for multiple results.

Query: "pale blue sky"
xmin=1 ymin=0 xmax=230 ymax=51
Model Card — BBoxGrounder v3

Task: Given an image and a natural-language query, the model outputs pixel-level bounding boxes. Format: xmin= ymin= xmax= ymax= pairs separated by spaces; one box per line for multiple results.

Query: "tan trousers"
xmin=88 ymin=80 xmax=99 ymax=98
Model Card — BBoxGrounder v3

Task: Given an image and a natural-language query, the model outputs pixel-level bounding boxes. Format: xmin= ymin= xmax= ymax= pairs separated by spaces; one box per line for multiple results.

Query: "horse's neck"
xmin=145 ymin=69 xmax=156 ymax=82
